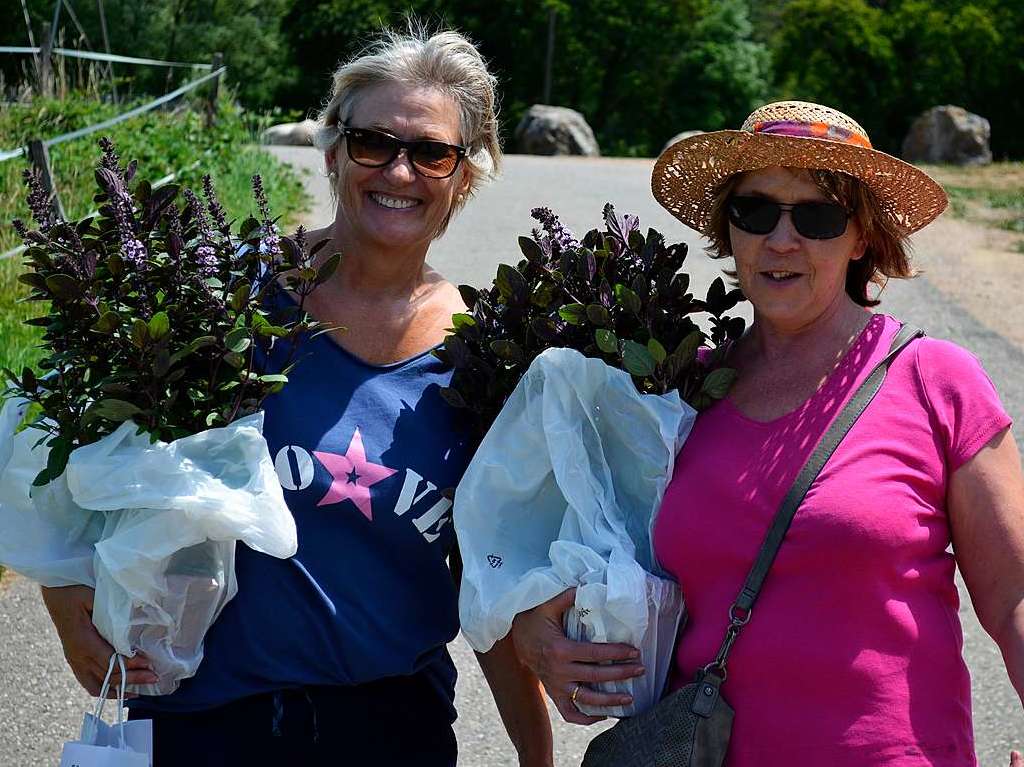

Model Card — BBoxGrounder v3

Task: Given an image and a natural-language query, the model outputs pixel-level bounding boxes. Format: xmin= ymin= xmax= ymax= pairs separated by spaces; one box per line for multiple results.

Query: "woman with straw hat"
xmin=512 ymin=101 xmax=1024 ymax=764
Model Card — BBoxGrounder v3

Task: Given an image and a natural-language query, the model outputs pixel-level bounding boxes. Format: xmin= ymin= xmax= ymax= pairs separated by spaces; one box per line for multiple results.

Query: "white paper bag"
xmin=456 ymin=348 xmax=694 ymax=716
xmin=60 ymin=654 xmax=153 ymax=767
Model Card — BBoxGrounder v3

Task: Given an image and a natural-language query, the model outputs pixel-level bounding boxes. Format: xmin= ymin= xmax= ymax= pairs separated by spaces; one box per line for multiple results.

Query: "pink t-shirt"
xmin=653 ymin=313 xmax=1012 ymax=766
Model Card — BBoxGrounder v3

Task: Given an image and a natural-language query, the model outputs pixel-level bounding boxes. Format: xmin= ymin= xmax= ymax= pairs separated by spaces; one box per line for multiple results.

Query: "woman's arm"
xmin=475 ymin=636 xmax=554 ymax=767
xmin=450 ymin=546 xmax=553 ymax=765
xmin=949 ymin=427 xmax=1024 ymax=704
xmin=40 ymin=585 xmax=158 ymax=697
xmin=511 ymin=589 xmax=644 ymax=725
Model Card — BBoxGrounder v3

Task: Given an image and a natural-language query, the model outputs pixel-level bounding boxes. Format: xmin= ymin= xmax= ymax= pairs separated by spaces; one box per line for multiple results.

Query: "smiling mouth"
xmin=369 ymin=192 xmax=420 ymax=210
xmin=762 ymin=270 xmax=801 ymax=282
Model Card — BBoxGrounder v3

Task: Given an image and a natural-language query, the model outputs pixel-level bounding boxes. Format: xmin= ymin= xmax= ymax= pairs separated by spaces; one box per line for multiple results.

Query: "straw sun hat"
xmin=652 ymin=100 xmax=948 ymax=237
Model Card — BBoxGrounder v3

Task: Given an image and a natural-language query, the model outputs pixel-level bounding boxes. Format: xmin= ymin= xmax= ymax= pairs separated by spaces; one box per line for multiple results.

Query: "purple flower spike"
xmin=98 ymin=136 xmax=121 ymax=173
xmin=531 ymin=207 xmax=579 ymax=253
xmin=202 ymin=175 xmax=229 ymax=236
xmin=251 ymin=175 xmax=271 ymax=223
xmin=23 ymin=169 xmax=55 ymax=232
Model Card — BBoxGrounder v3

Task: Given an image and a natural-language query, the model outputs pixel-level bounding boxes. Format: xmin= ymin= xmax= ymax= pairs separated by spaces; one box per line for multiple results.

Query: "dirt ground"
xmin=911 ymin=214 xmax=1024 ymax=350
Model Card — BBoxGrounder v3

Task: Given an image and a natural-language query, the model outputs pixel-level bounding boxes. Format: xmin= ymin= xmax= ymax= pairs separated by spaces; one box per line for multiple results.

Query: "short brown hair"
xmin=705 ymin=168 xmax=914 ymax=307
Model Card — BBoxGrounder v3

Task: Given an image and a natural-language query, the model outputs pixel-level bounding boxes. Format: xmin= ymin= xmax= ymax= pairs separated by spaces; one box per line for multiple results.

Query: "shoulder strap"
xmin=705 ymin=323 xmax=923 ymax=677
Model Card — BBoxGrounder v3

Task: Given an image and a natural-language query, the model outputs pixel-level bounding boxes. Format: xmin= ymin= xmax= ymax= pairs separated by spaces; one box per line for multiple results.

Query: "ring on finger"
xmin=570 ymin=683 xmax=582 ymax=706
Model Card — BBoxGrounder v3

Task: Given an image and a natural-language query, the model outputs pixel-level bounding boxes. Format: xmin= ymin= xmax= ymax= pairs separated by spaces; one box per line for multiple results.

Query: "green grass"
xmin=0 ymin=90 xmax=310 ymax=378
xmin=926 ymin=162 xmax=1024 ymax=237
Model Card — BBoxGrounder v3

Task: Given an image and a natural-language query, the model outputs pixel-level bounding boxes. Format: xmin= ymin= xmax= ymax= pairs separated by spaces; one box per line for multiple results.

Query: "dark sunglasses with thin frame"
xmin=340 ymin=125 xmax=467 ymax=179
xmin=727 ymin=195 xmax=852 ymax=240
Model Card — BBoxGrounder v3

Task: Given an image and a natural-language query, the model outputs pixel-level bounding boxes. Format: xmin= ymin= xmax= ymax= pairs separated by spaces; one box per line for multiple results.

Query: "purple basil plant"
xmin=5 ymin=137 xmax=341 ymax=486
xmin=435 ymin=204 xmax=747 ymax=436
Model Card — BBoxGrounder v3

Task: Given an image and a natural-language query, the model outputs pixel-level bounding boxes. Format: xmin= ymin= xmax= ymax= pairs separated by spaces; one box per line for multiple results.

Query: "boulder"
xmin=514 ymin=105 xmax=600 ymax=156
xmin=261 ymin=119 xmax=317 ymax=147
xmin=901 ymin=106 xmax=991 ymax=166
xmin=661 ymin=130 xmax=705 ymax=155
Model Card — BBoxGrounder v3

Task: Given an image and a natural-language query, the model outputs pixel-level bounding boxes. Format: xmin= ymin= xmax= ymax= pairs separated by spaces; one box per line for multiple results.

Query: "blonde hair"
xmin=314 ymin=25 xmax=502 ymax=222
xmin=705 ymin=169 xmax=914 ymax=307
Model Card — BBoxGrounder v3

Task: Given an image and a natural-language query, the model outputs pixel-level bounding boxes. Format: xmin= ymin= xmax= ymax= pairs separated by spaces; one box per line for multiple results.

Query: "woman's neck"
xmin=746 ymin=296 xmax=871 ymax=366
xmin=309 ymin=221 xmax=432 ymax=302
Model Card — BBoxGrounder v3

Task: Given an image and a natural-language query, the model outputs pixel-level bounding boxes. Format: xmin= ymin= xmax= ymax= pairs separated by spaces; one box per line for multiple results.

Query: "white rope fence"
xmin=0 ymin=67 xmax=225 ymax=163
xmin=0 ymin=46 xmax=213 ymax=70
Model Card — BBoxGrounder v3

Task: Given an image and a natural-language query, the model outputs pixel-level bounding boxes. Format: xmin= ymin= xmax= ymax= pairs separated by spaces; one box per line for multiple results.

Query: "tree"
xmin=670 ymin=0 xmax=772 ymax=134
xmin=773 ymin=0 xmax=898 ymax=151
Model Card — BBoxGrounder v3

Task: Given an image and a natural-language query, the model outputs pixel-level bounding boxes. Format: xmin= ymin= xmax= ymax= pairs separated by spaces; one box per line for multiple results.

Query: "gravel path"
xmin=1 ymin=150 xmax=1020 ymax=766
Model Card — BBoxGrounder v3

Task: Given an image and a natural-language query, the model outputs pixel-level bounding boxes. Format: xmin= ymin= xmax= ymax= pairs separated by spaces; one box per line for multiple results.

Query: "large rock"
xmin=514 ymin=105 xmax=600 ymax=156
xmin=661 ymin=130 xmax=704 ymax=155
xmin=261 ymin=119 xmax=317 ymax=147
xmin=901 ymin=106 xmax=991 ymax=166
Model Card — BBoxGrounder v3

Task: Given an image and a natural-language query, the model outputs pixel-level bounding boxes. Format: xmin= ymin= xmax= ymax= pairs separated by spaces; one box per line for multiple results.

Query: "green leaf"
xmin=20 ymin=367 xmax=38 ymax=393
xmin=558 ymin=303 xmax=587 ymax=325
xmin=317 ymin=253 xmax=341 ymax=284
xmin=130 ymin=318 xmax=149 ymax=349
xmin=595 ymin=329 xmax=618 ymax=354
xmin=673 ymin=330 xmax=704 ymax=364
xmin=222 ymin=351 xmax=246 ymax=369
xmin=458 ymin=284 xmax=480 ymax=309
xmin=148 ymin=311 xmax=170 ymax=341
xmin=622 ymin=340 xmax=656 ymax=377
xmin=451 ymin=313 xmax=477 ymax=331
xmin=530 ymin=282 xmax=556 ymax=308
xmin=106 ymin=252 xmax=124 ymax=278
xmin=44 ymin=274 xmax=80 ymax=301
xmin=518 ymin=236 xmax=544 ymax=263
xmin=17 ymin=273 xmax=46 ymax=291
xmin=495 ymin=264 xmax=527 ymax=300
xmin=92 ymin=311 xmax=122 ymax=334
xmin=225 ymin=327 xmax=251 ymax=354
xmin=648 ymin=338 xmax=667 ymax=365
xmin=489 ymin=340 xmax=525 ymax=363
xmin=258 ymin=374 xmax=288 ymax=384
xmin=614 ymin=284 xmax=642 ymax=315
xmin=168 ymin=335 xmax=216 ymax=366
xmin=586 ymin=304 xmax=610 ymax=327
xmin=230 ymin=281 xmax=251 ymax=313
xmin=701 ymin=368 xmax=738 ymax=399
xmin=92 ymin=399 xmax=143 ymax=420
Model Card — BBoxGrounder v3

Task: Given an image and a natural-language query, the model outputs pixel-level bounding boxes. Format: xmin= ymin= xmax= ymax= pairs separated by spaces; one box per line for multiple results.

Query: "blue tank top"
xmin=132 ymin=295 xmax=476 ymax=715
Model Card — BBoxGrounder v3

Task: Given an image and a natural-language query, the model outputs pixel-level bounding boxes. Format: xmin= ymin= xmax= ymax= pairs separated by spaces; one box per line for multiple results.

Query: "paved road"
xmin=1 ymin=149 xmax=1021 ymax=766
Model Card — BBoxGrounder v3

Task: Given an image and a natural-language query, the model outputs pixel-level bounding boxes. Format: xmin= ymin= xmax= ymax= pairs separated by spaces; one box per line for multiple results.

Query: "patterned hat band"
xmin=651 ymin=101 xmax=949 ymax=237
xmin=750 ymin=119 xmax=873 ymax=149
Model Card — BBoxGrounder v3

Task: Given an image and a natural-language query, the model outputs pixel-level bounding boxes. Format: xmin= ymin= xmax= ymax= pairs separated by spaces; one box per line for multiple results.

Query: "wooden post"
xmin=38 ymin=23 xmax=54 ymax=97
xmin=28 ymin=139 xmax=66 ymax=222
xmin=205 ymin=52 xmax=223 ymax=128
xmin=96 ymin=0 xmax=118 ymax=101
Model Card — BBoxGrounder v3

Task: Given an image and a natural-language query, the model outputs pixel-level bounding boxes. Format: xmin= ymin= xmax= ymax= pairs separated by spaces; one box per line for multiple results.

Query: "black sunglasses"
xmin=340 ymin=125 xmax=467 ymax=179
xmin=726 ymin=195 xmax=851 ymax=240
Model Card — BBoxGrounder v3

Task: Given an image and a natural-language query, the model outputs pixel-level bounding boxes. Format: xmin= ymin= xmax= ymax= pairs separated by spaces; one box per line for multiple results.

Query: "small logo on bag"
xmin=577 ymin=608 xmax=591 ymax=617
xmin=487 ymin=554 xmax=503 ymax=568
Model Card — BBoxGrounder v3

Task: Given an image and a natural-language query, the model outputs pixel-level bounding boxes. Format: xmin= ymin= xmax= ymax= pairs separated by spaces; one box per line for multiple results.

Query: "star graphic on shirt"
xmin=314 ymin=428 xmax=397 ymax=520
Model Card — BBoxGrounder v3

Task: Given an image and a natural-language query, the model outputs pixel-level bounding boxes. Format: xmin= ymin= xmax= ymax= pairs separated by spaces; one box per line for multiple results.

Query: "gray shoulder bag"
xmin=582 ymin=324 xmax=923 ymax=767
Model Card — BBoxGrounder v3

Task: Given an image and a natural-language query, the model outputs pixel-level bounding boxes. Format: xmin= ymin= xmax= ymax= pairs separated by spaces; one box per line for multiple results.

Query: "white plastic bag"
xmin=0 ymin=398 xmax=101 ymax=585
xmin=455 ymin=348 xmax=694 ymax=716
xmin=0 ymin=408 xmax=297 ymax=694
xmin=59 ymin=654 xmax=152 ymax=767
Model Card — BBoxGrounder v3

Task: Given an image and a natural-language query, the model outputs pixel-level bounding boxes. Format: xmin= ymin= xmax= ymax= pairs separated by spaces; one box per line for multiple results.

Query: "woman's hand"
xmin=510 ymin=588 xmax=644 ymax=725
xmin=41 ymin=585 xmax=158 ymax=698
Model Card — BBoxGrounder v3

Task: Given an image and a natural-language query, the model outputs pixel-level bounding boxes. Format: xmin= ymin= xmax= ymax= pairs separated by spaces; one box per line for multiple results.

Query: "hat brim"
xmin=652 ymin=130 xmax=948 ymax=237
